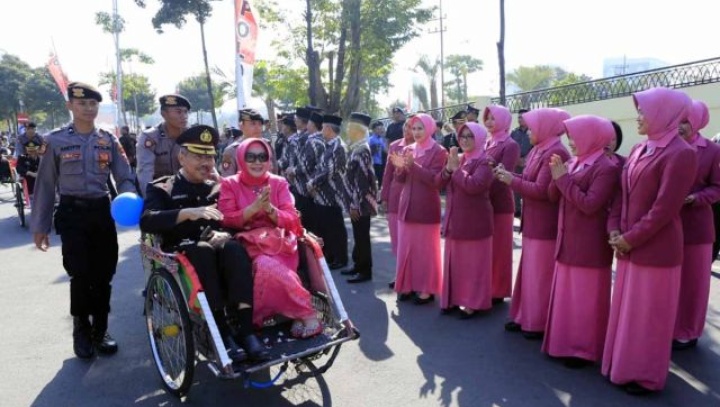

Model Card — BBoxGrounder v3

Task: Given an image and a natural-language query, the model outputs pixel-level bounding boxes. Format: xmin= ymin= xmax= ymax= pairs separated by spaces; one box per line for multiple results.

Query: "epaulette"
xmin=151 ymin=175 xmax=176 ymax=196
xmin=48 ymin=126 xmax=68 ymax=135
xmin=98 ymin=128 xmax=114 ymax=138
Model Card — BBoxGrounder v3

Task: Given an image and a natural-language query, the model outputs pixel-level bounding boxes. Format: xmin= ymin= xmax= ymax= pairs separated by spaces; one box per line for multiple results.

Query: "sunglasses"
xmin=245 ymin=151 xmax=269 ymax=163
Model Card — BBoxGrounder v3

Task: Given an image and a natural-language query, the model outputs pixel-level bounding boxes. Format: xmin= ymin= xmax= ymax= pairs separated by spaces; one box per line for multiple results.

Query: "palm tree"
xmin=415 ymin=55 xmax=441 ymax=112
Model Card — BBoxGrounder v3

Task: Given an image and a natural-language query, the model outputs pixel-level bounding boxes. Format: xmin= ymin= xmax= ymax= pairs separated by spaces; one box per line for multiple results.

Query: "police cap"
xmin=239 ymin=108 xmax=264 ymax=122
xmin=176 ymin=125 xmax=219 ymax=156
xmin=281 ymin=116 xmax=296 ymax=127
xmin=466 ymin=104 xmax=480 ymax=115
xmin=323 ymin=114 xmax=343 ymax=127
xmin=160 ymin=94 xmax=192 ymax=110
xmin=25 ymin=140 xmax=40 ymax=151
xmin=310 ymin=111 xmax=324 ymax=128
xmin=451 ymin=110 xmax=467 ymax=122
xmin=295 ymin=107 xmax=311 ymax=120
xmin=392 ymin=107 xmax=405 ymax=114
xmin=67 ymin=82 xmax=103 ymax=102
xmin=349 ymin=112 xmax=372 ymax=128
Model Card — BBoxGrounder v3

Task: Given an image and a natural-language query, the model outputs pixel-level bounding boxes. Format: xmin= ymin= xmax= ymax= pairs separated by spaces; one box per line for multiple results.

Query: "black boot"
xmin=226 ymin=306 xmax=271 ymax=362
xmin=211 ymin=309 xmax=246 ymax=363
xmin=91 ymin=313 xmax=118 ymax=355
xmin=73 ymin=316 xmax=95 ymax=359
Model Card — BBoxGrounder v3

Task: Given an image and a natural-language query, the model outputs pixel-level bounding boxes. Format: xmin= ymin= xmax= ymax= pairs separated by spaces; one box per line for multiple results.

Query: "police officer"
xmin=15 ymin=140 xmax=41 ymax=195
xmin=140 ymin=125 xmax=269 ymax=361
xmin=466 ymin=104 xmax=480 ymax=123
xmin=136 ymin=94 xmax=191 ymax=196
xmin=31 ymin=82 xmax=135 ymax=359
xmin=220 ymin=108 xmax=265 ymax=177
xmin=274 ymin=114 xmax=295 ymax=162
xmin=15 ymin=122 xmax=44 ymax=157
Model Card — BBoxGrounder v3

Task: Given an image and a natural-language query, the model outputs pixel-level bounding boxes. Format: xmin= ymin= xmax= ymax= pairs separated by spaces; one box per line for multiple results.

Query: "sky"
xmin=1 ymin=0 xmax=719 ymax=114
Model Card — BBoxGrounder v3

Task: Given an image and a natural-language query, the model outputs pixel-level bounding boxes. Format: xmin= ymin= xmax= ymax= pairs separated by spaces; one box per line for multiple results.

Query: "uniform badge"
xmin=165 ymin=96 xmax=177 ymax=105
xmin=72 ymin=87 xmax=85 ymax=98
xmin=200 ymin=130 xmax=212 ymax=143
xmin=144 ymin=139 xmax=155 ymax=149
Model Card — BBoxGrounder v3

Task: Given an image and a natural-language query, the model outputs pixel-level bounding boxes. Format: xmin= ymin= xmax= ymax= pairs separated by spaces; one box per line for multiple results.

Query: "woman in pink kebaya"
xmin=437 ymin=122 xmax=494 ymax=318
xmin=391 ymin=113 xmax=448 ymax=305
xmin=483 ymin=105 xmax=520 ymax=305
xmin=493 ymin=108 xmax=571 ymax=339
xmin=603 ymin=87 xmax=697 ymax=394
xmin=542 ymin=115 xmax=620 ymax=368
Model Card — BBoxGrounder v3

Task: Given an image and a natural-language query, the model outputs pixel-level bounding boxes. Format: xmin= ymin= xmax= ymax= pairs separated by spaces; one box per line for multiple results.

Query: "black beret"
xmin=323 ymin=114 xmax=343 ymax=127
xmin=349 ymin=112 xmax=372 ymax=128
xmin=27 ymin=122 xmax=37 ymax=128
xmin=466 ymin=104 xmax=480 ymax=114
xmin=67 ymin=82 xmax=102 ymax=102
xmin=451 ymin=111 xmax=467 ymax=121
xmin=281 ymin=116 xmax=296 ymax=127
xmin=310 ymin=111 xmax=323 ymax=128
xmin=160 ymin=94 xmax=191 ymax=110
xmin=176 ymin=125 xmax=218 ymax=156
xmin=239 ymin=108 xmax=264 ymax=122
xmin=295 ymin=107 xmax=311 ymax=120
xmin=392 ymin=107 xmax=405 ymax=114
xmin=305 ymin=105 xmax=323 ymax=114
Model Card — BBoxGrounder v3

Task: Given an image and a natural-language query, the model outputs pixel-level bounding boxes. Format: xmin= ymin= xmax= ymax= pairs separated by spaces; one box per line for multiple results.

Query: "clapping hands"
xmin=549 ymin=154 xmax=568 ymax=180
xmin=446 ymin=147 xmax=460 ymax=173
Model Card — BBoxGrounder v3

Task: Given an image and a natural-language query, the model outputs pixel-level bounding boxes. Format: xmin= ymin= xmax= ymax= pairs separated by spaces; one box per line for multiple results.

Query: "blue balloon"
xmin=111 ymin=192 xmax=144 ymax=227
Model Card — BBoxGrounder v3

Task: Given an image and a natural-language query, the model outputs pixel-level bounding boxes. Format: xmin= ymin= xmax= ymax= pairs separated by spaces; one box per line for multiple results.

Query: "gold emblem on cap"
xmin=200 ymin=129 xmax=212 ymax=143
xmin=165 ymin=96 xmax=177 ymax=105
xmin=72 ymin=88 xmax=85 ymax=98
xmin=241 ymin=113 xmax=251 ymax=121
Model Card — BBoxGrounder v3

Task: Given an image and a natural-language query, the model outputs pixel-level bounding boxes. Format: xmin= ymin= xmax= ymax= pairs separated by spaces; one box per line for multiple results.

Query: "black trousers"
xmin=316 ymin=204 xmax=348 ymax=265
xmin=374 ymin=164 xmax=385 ymax=189
xmin=296 ymin=194 xmax=321 ymax=235
xmin=181 ymin=240 xmax=254 ymax=311
xmin=713 ymin=203 xmax=720 ymax=261
xmin=351 ymin=215 xmax=372 ymax=276
xmin=55 ymin=197 xmax=117 ymax=319
xmin=513 ymin=165 xmax=525 ymax=217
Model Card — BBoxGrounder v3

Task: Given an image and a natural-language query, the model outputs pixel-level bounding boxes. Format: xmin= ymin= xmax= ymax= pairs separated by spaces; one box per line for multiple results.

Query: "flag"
xmin=47 ymin=53 xmax=70 ymax=100
xmin=234 ymin=0 xmax=259 ymax=109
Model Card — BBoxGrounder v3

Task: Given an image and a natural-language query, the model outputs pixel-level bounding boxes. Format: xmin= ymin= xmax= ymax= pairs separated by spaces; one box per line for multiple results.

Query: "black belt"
xmin=59 ymin=195 xmax=110 ymax=209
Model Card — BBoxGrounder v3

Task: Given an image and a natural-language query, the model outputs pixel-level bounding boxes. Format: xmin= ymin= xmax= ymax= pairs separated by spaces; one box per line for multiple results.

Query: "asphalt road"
xmin=0 ymin=191 xmax=719 ymax=407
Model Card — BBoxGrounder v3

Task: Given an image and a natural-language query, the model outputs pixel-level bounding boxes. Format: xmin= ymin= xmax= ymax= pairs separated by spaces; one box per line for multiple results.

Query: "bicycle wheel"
xmin=15 ymin=182 xmax=25 ymax=227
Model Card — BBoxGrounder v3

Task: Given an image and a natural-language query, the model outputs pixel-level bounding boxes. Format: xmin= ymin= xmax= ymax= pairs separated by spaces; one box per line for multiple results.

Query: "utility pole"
xmin=113 ymin=0 xmax=124 ymax=127
xmin=429 ymin=0 xmax=447 ymax=108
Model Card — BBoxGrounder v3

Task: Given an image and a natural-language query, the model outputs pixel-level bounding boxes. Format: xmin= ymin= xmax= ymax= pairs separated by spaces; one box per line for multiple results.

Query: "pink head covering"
xmin=522 ymin=108 xmax=571 ymax=148
xmin=409 ymin=113 xmax=437 ymax=157
xmin=632 ymin=87 xmax=691 ymax=141
xmin=456 ymin=122 xmax=488 ymax=163
xmin=563 ymin=115 xmax=614 ymax=170
xmin=483 ymin=105 xmax=512 ymax=141
xmin=687 ymin=99 xmax=710 ymax=137
xmin=236 ymin=138 xmax=273 ymax=186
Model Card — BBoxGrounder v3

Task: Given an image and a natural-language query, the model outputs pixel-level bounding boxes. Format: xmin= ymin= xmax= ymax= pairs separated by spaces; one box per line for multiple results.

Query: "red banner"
xmin=235 ymin=0 xmax=258 ymax=64
xmin=47 ymin=53 xmax=70 ymax=100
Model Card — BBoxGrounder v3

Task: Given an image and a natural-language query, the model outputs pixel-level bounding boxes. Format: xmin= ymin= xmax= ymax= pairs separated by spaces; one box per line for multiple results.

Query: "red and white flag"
xmin=47 ymin=53 xmax=70 ymax=100
xmin=235 ymin=0 xmax=259 ymax=109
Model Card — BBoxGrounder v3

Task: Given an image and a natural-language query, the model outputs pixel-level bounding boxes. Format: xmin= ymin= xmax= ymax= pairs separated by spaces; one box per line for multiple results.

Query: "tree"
xmin=445 ymin=54 xmax=483 ymax=102
xmin=506 ymin=65 xmax=556 ymax=92
xmin=415 ymin=55 xmax=441 ymax=115
xmin=133 ymin=0 xmax=221 ymax=129
xmin=412 ymin=83 xmax=429 ymax=112
xmin=22 ymin=67 xmax=69 ymax=128
xmin=177 ymin=75 xmax=225 ymax=124
xmin=0 ymin=54 xmax=32 ymax=131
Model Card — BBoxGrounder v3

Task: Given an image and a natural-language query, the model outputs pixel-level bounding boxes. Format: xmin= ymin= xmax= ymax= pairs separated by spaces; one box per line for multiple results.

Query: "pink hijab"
xmin=688 ymin=100 xmax=710 ymax=141
xmin=456 ymin=122 xmax=488 ymax=163
xmin=408 ymin=113 xmax=437 ymax=157
xmin=522 ymin=108 xmax=571 ymax=149
xmin=632 ymin=87 xmax=691 ymax=144
xmin=563 ymin=115 xmax=614 ymax=171
xmin=483 ymin=105 xmax=512 ymax=142
xmin=236 ymin=138 xmax=273 ymax=187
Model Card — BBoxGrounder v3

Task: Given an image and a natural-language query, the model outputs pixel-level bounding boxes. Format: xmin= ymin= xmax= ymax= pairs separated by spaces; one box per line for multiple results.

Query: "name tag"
xmin=62 ymin=152 xmax=82 ymax=160
xmin=172 ymin=194 xmax=188 ymax=200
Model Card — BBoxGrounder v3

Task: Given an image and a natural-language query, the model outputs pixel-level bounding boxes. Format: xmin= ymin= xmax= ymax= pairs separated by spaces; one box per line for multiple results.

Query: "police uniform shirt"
xmin=30 ymin=125 xmax=135 ymax=234
xmin=309 ymin=136 xmax=348 ymax=208
xmin=140 ymin=173 xmax=220 ymax=250
xmin=15 ymin=133 xmax=44 ymax=157
xmin=136 ymin=123 xmax=183 ymax=196
xmin=344 ymin=143 xmax=378 ymax=216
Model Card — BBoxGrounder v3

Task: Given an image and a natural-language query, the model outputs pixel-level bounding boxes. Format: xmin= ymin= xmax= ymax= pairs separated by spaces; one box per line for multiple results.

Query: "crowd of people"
xmin=6 ymin=79 xmax=717 ymax=396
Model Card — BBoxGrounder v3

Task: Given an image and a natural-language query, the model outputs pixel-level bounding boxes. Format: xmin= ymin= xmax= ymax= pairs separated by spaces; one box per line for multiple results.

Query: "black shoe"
xmin=92 ymin=332 xmax=119 ymax=355
xmin=73 ymin=317 xmax=95 ymax=359
xmin=492 ymin=298 xmax=505 ymax=305
xmin=329 ymin=262 xmax=348 ymax=270
xmin=521 ymin=330 xmax=544 ymax=340
xmin=388 ymin=281 xmax=395 ymax=289
xmin=672 ymin=338 xmax=698 ymax=350
xmin=440 ymin=306 xmax=459 ymax=315
xmin=347 ymin=273 xmax=371 ymax=283
xmin=413 ymin=294 xmax=435 ymax=305
xmin=504 ymin=321 xmax=521 ymax=332
xmin=624 ymin=382 xmax=653 ymax=396
xmin=340 ymin=268 xmax=357 ymax=275
xmin=563 ymin=357 xmax=591 ymax=369
xmin=223 ymin=336 xmax=247 ymax=363
xmin=239 ymin=334 xmax=271 ymax=362
xmin=397 ymin=292 xmax=414 ymax=302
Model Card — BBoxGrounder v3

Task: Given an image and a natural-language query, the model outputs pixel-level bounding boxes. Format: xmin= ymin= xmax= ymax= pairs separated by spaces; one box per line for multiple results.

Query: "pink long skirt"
xmin=441 ymin=236 xmax=493 ymax=311
xmin=674 ymin=243 xmax=712 ymax=341
xmin=602 ymin=259 xmax=682 ymax=391
xmin=509 ymin=237 xmax=556 ymax=332
xmin=394 ymin=221 xmax=442 ymax=295
xmin=491 ymin=213 xmax=514 ymax=299
xmin=387 ymin=213 xmax=399 ymax=256
xmin=541 ymin=261 xmax=611 ymax=362
xmin=252 ymin=254 xmax=316 ymax=327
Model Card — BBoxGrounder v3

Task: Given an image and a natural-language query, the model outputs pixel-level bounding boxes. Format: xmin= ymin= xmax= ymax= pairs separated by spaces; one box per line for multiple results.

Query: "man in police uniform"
xmin=31 ymin=82 xmax=135 ymax=359
xmin=15 ymin=140 xmax=41 ymax=195
xmin=220 ymin=108 xmax=265 ymax=177
xmin=140 ymin=125 xmax=269 ymax=361
xmin=466 ymin=104 xmax=480 ymax=123
xmin=15 ymin=122 xmax=44 ymax=158
xmin=136 ymin=94 xmax=191 ymax=196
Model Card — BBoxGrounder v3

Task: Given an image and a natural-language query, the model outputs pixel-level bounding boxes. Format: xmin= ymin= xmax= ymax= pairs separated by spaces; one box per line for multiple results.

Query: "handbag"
xmin=235 ymin=226 xmax=298 ymax=260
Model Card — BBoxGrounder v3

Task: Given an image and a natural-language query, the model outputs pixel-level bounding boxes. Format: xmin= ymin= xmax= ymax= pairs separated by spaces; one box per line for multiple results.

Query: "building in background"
xmin=603 ymin=56 xmax=669 ymax=78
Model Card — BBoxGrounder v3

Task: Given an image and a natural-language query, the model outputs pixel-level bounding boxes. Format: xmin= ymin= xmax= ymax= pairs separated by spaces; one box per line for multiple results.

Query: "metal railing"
xmin=376 ymin=102 xmax=475 ymax=127
xmin=492 ymin=57 xmax=720 ymax=112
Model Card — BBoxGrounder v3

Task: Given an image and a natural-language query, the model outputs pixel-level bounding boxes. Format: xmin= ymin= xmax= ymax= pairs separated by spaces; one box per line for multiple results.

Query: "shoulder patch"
xmin=144 ymin=138 xmax=155 ymax=149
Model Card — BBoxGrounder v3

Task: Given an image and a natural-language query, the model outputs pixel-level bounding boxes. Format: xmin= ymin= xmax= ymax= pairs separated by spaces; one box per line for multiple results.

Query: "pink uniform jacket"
xmin=608 ymin=136 xmax=698 ymax=267
xmin=380 ymin=139 xmax=406 ymax=214
xmin=396 ymin=142 xmax=448 ymax=224
xmin=484 ymin=105 xmax=521 ymax=214
xmin=549 ymin=155 xmax=620 ymax=267
xmin=681 ymin=136 xmax=720 ymax=244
